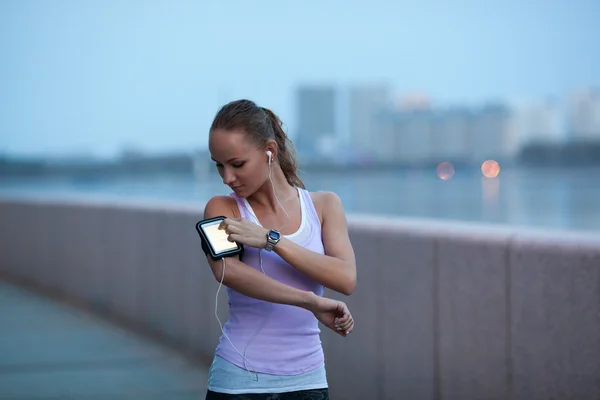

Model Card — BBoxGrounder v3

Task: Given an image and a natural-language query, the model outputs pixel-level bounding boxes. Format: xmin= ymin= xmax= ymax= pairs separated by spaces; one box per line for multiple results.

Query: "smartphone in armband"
xmin=195 ymin=216 xmax=244 ymax=261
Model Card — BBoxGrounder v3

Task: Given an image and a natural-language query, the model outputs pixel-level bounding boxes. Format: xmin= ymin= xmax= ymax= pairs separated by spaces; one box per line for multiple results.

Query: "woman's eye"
xmin=232 ymin=162 xmax=245 ymax=168
xmin=215 ymin=163 xmax=223 ymax=169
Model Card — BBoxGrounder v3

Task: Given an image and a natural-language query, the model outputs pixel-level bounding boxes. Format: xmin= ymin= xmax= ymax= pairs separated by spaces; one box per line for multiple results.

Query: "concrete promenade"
xmin=0 ymin=280 xmax=208 ymax=399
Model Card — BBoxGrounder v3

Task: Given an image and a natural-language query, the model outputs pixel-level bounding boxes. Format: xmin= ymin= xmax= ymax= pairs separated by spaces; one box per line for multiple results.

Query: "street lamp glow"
xmin=437 ymin=161 xmax=455 ymax=180
xmin=481 ymin=160 xmax=500 ymax=178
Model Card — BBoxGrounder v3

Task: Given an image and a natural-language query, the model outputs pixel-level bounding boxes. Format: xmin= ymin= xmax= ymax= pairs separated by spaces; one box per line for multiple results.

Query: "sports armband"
xmin=195 ymin=216 xmax=244 ymax=261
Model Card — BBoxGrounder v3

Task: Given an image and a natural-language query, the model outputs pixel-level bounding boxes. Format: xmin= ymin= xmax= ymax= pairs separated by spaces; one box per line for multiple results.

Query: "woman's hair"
xmin=210 ymin=99 xmax=305 ymax=189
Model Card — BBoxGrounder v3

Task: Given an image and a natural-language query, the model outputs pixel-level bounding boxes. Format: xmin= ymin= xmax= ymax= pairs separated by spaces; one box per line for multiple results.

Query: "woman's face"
xmin=209 ymin=129 xmax=269 ymax=198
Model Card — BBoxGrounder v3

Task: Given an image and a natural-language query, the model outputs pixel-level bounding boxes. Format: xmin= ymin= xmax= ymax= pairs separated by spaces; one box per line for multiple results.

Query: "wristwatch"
xmin=265 ymin=229 xmax=281 ymax=251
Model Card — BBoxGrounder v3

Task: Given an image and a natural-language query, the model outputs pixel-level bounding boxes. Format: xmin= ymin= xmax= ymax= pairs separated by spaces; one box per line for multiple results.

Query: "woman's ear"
xmin=265 ymin=140 xmax=278 ymax=160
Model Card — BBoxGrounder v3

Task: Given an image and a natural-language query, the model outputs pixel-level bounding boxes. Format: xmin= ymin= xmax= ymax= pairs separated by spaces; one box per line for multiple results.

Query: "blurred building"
xmin=518 ymin=99 xmax=565 ymax=146
xmin=431 ymin=108 xmax=473 ymax=163
xmin=566 ymin=88 xmax=600 ymax=142
xmin=294 ymin=86 xmax=337 ymax=155
xmin=374 ymin=100 xmax=513 ymax=165
xmin=294 ymin=83 xmax=394 ymax=162
xmin=294 ymin=85 xmax=517 ymax=166
xmin=469 ymin=103 xmax=512 ymax=162
xmin=392 ymin=109 xmax=435 ymax=164
xmin=347 ymin=84 xmax=393 ymax=160
xmin=382 ymin=94 xmax=433 ymax=164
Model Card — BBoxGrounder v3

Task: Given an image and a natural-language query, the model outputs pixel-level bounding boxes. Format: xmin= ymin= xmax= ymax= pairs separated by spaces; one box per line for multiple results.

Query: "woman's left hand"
xmin=219 ymin=218 xmax=269 ymax=249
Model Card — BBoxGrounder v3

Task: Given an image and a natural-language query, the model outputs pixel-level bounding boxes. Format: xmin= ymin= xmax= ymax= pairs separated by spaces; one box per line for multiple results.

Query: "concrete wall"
xmin=1 ymin=196 xmax=599 ymax=399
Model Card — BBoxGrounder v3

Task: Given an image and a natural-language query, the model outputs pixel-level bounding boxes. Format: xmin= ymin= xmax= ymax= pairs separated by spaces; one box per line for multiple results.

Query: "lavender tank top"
xmin=214 ymin=187 xmax=326 ymax=375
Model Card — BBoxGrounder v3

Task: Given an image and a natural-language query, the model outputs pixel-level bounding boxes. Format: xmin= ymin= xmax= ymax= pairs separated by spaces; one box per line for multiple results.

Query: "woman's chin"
xmin=231 ymin=186 xmax=246 ymax=197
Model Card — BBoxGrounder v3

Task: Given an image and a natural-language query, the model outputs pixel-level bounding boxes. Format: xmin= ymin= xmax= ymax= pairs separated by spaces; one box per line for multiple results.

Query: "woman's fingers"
xmin=334 ymin=314 xmax=354 ymax=335
xmin=346 ymin=323 xmax=354 ymax=335
xmin=225 ymin=224 xmax=242 ymax=234
xmin=219 ymin=218 xmax=241 ymax=230
xmin=335 ymin=302 xmax=348 ymax=317
xmin=341 ymin=319 xmax=353 ymax=333
xmin=227 ymin=233 xmax=242 ymax=243
xmin=339 ymin=317 xmax=353 ymax=332
xmin=337 ymin=311 xmax=350 ymax=322
xmin=332 ymin=324 xmax=346 ymax=336
xmin=333 ymin=302 xmax=353 ymax=333
xmin=336 ymin=308 xmax=352 ymax=324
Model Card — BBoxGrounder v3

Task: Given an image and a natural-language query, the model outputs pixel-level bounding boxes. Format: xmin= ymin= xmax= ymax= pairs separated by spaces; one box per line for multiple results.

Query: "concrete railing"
xmin=1 ymin=196 xmax=599 ymax=400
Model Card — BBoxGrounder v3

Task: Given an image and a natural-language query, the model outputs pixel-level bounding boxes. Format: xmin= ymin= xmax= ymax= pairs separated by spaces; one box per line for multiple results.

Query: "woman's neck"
xmin=247 ymin=166 xmax=297 ymax=213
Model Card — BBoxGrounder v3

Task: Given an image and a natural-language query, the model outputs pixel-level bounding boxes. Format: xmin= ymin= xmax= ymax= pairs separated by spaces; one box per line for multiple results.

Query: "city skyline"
xmin=1 ymin=0 xmax=600 ymax=158
xmin=2 ymin=83 xmax=598 ymax=161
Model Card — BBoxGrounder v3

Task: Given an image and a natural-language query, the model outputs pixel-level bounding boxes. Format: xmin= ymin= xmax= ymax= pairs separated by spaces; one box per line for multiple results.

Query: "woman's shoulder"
xmin=203 ymin=195 xmax=241 ymax=219
xmin=307 ymin=190 xmax=342 ymax=205
xmin=306 ymin=190 xmax=345 ymax=223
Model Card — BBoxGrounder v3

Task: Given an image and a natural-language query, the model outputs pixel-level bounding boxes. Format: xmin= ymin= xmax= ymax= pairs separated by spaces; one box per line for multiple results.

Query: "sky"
xmin=1 ymin=0 xmax=599 ymax=159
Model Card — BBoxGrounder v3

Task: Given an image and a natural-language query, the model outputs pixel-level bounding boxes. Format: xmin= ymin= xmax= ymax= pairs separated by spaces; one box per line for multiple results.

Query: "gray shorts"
xmin=207 ymin=355 xmax=328 ymax=395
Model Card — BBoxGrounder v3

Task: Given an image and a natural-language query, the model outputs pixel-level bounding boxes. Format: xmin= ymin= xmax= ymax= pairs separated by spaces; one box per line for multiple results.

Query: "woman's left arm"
xmin=274 ymin=191 xmax=357 ymax=296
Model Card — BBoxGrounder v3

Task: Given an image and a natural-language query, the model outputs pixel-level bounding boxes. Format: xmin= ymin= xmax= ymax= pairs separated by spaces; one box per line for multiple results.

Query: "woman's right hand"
xmin=308 ymin=295 xmax=354 ymax=337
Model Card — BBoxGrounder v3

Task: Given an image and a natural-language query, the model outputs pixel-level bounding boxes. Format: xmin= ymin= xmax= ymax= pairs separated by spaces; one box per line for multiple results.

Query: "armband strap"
xmin=200 ymin=235 xmax=211 ymax=256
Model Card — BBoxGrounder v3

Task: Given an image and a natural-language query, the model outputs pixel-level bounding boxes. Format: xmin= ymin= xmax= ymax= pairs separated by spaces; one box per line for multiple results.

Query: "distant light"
xmin=437 ymin=161 xmax=455 ymax=180
xmin=481 ymin=160 xmax=500 ymax=178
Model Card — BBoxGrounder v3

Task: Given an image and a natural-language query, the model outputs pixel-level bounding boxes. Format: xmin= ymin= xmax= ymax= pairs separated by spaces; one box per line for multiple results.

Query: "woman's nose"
xmin=222 ymin=168 xmax=236 ymax=185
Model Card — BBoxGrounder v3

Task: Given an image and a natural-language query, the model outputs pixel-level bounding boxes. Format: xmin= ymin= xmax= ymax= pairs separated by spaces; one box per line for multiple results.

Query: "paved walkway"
xmin=0 ymin=281 xmax=208 ymax=399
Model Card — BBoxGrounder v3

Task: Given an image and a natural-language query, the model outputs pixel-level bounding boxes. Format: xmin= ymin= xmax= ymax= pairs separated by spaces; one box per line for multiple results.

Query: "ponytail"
xmin=262 ymin=108 xmax=305 ymax=189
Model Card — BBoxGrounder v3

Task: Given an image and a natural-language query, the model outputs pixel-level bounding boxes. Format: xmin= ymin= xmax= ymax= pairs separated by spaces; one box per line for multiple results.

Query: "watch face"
xmin=269 ymin=230 xmax=281 ymax=240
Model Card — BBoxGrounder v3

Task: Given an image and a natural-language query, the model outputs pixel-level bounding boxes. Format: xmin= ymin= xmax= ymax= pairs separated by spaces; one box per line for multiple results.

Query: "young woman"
xmin=203 ymin=99 xmax=356 ymax=400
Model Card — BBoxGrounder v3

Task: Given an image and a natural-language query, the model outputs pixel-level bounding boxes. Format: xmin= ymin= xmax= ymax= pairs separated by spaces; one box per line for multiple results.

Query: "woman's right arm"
xmin=202 ymin=196 xmax=316 ymax=309
xmin=201 ymin=195 xmax=354 ymax=335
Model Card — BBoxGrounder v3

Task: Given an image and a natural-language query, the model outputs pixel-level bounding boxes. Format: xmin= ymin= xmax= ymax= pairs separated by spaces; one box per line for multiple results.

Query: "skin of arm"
xmin=273 ymin=191 xmax=357 ymax=296
xmin=203 ymin=195 xmax=355 ymax=335
xmin=202 ymin=195 xmax=318 ymax=310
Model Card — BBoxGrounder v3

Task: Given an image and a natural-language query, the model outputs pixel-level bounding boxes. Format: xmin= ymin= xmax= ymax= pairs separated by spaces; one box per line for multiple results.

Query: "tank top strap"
xmin=298 ymin=188 xmax=322 ymax=230
xmin=229 ymin=193 xmax=252 ymax=221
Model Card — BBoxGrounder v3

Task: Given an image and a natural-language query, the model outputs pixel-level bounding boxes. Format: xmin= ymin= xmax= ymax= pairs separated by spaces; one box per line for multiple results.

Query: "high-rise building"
xmin=294 ymin=86 xmax=337 ymax=155
xmin=347 ymin=84 xmax=392 ymax=159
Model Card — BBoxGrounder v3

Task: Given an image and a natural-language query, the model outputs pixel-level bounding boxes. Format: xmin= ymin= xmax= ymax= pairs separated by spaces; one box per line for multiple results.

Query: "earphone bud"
xmin=266 ymin=150 xmax=272 ymax=166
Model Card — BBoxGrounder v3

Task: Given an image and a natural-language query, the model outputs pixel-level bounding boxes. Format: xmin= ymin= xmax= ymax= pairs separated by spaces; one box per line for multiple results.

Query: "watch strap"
xmin=265 ymin=229 xmax=280 ymax=251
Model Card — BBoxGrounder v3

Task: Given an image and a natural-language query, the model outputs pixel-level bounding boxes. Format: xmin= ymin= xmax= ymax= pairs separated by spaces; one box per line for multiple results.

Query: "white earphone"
xmin=265 ymin=149 xmax=289 ymax=229
xmin=213 ymin=147 xmax=289 ymax=382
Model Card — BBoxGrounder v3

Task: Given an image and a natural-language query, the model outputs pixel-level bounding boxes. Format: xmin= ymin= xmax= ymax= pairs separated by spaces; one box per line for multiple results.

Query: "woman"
xmin=203 ymin=99 xmax=356 ymax=399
